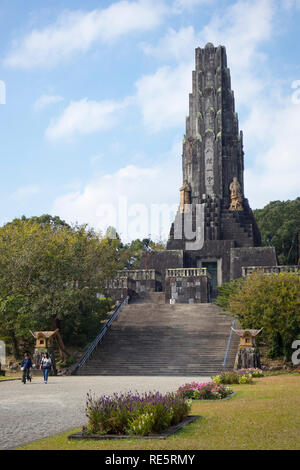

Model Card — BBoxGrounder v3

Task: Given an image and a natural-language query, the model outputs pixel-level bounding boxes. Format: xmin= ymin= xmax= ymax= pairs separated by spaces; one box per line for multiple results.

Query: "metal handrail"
xmin=222 ymin=317 xmax=237 ymax=369
xmin=75 ymin=296 xmax=129 ymax=371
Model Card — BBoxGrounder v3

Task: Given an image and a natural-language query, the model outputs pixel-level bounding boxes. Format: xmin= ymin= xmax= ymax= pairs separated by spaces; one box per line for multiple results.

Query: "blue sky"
xmin=0 ymin=0 xmax=299 ymax=241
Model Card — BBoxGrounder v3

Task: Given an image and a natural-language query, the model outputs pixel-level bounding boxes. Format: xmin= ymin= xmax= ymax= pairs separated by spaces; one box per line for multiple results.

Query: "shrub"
xmin=227 ymin=272 xmax=300 ymax=360
xmin=238 ymin=374 xmax=252 ymax=384
xmin=127 ymin=412 xmax=156 ymax=436
xmin=59 ymin=356 xmax=75 ymax=368
xmin=177 ymin=381 xmax=233 ymax=400
xmin=215 ymin=278 xmax=244 ymax=310
xmin=84 ymin=391 xmax=191 ymax=436
xmin=212 ymin=370 xmax=253 ymax=384
xmin=239 ymin=368 xmax=263 ymax=378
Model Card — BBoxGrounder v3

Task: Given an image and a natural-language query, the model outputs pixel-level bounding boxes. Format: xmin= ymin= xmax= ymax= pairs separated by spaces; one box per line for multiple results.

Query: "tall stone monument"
xmin=108 ymin=44 xmax=277 ymax=303
xmin=140 ymin=43 xmax=277 ymax=300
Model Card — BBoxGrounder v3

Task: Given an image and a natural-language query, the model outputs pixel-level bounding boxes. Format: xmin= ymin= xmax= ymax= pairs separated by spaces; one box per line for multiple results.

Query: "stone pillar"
xmin=234 ymin=346 xmax=261 ymax=370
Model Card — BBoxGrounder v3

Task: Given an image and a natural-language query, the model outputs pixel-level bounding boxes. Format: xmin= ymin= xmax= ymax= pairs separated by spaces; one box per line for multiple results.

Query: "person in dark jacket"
xmin=21 ymin=352 xmax=32 ymax=384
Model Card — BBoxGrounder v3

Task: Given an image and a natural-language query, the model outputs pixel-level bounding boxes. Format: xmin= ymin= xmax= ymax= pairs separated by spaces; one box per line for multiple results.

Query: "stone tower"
xmin=163 ymin=44 xmax=277 ymax=294
xmin=183 ymin=43 xmax=244 ymax=203
xmin=110 ymin=44 xmax=278 ymax=303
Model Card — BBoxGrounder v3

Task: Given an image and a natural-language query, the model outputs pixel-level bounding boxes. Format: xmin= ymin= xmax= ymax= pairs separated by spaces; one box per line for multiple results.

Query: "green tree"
xmin=227 ymin=272 xmax=300 ymax=360
xmin=0 ymin=294 xmax=36 ymax=357
xmin=253 ymin=198 xmax=300 ymax=265
xmin=9 ymin=214 xmax=71 ymax=230
xmin=215 ymin=278 xmax=245 ymax=310
xmin=121 ymin=238 xmax=166 ymax=269
xmin=0 ymin=219 xmax=124 ymax=354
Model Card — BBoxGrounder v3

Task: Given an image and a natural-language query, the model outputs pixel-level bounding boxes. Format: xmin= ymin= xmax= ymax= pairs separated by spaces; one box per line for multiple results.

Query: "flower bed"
xmin=83 ymin=391 xmax=191 ymax=437
xmin=212 ymin=370 xmax=256 ymax=384
xmin=176 ymin=381 xmax=233 ymax=400
xmin=239 ymin=368 xmax=264 ymax=378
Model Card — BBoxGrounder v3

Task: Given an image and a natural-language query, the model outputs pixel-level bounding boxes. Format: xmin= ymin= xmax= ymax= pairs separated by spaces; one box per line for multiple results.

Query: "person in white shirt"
xmin=40 ymin=352 xmax=52 ymax=384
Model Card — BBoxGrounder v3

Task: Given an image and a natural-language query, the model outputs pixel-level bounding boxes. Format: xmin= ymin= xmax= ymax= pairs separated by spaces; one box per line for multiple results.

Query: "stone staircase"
xmin=220 ymin=208 xmax=254 ymax=247
xmin=76 ymin=295 xmax=239 ymax=376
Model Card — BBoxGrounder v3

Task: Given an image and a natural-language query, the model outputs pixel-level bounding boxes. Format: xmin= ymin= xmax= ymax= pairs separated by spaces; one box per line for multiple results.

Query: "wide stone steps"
xmin=221 ymin=208 xmax=254 ymax=246
xmin=75 ymin=301 xmax=239 ymax=376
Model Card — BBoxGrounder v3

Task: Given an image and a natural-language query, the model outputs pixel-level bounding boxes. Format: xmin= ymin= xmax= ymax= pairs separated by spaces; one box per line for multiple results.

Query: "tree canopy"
xmin=0 ymin=217 xmax=166 ymax=357
xmin=253 ymin=198 xmax=300 ymax=265
xmin=216 ymin=272 xmax=300 ymax=360
xmin=0 ymin=218 xmax=124 ymax=356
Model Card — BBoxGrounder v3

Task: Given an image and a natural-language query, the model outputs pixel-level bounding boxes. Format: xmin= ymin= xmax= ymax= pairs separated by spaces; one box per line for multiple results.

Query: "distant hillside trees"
xmin=253 ymin=198 xmax=300 ymax=265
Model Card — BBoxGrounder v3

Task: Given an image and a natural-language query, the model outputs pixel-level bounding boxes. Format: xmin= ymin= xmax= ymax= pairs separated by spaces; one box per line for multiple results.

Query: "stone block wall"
xmin=140 ymin=250 xmax=184 ymax=291
xmin=165 ymin=271 xmax=211 ymax=303
xmin=106 ymin=269 xmax=162 ymax=301
xmin=230 ymin=247 xmax=277 ymax=279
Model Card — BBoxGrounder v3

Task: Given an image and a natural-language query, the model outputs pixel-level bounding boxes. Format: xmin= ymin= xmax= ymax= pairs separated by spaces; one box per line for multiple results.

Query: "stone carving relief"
xmin=206 ymin=70 xmax=214 ymax=87
xmin=204 ymin=141 xmax=214 ymax=195
xmin=229 ymin=177 xmax=243 ymax=211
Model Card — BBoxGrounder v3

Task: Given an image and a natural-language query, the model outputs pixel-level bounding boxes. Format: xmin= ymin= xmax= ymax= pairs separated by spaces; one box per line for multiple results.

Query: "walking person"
xmin=40 ymin=352 xmax=52 ymax=384
xmin=21 ymin=352 xmax=32 ymax=384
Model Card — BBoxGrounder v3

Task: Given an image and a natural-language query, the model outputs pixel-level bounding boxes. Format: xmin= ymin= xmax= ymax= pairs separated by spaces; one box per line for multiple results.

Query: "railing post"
xmin=223 ymin=318 xmax=236 ymax=370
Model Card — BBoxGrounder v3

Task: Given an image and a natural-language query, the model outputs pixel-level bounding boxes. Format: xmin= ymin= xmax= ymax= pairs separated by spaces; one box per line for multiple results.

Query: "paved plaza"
xmin=0 ymin=375 xmax=210 ymax=449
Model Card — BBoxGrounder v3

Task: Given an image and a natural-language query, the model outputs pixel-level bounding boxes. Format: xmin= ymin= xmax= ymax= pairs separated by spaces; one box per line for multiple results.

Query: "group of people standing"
xmin=21 ymin=352 xmax=53 ymax=384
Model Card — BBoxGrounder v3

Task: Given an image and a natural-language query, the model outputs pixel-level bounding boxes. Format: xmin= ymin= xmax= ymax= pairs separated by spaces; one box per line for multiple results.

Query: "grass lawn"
xmin=0 ymin=375 xmax=21 ymax=381
xmin=16 ymin=375 xmax=300 ymax=450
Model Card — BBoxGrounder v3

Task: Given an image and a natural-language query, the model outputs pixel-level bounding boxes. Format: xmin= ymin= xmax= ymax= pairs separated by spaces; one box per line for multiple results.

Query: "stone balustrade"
xmin=116 ymin=269 xmax=159 ymax=281
xmin=242 ymin=265 xmax=300 ymax=277
xmin=166 ymin=267 xmax=211 ymax=278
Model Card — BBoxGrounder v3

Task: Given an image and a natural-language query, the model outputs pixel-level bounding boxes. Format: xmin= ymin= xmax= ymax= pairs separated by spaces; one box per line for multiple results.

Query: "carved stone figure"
xmin=229 ymin=177 xmax=243 ymax=211
xmin=180 ymin=180 xmax=191 ymax=213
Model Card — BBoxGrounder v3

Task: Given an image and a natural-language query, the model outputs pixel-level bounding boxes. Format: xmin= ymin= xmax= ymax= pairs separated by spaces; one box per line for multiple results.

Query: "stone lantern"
xmin=30 ymin=329 xmax=59 ymax=376
xmin=32 ymin=330 xmax=58 ymax=350
xmin=233 ymin=329 xmax=262 ymax=347
xmin=232 ymin=328 xmax=263 ymax=369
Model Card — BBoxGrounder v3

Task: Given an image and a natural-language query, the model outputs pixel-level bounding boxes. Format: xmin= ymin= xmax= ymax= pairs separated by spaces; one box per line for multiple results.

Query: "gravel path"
xmin=0 ymin=375 xmax=210 ymax=449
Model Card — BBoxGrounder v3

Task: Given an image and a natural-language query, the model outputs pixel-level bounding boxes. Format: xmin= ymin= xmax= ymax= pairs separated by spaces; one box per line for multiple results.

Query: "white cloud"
xmin=34 ymin=94 xmax=64 ymax=110
xmin=141 ymin=26 xmax=197 ymax=61
xmin=4 ymin=1 xmax=167 ymax=68
xmin=172 ymin=0 xmax=213 ymax=11
xmin=135 ymin=62 xmax=191 ymax=132
xmin=45 ymin=97 xmax=130 ymax=141
xmin=52 ymin=142 xmax=182 ymax=241
xmin=245 ymin=98 xmax=300 ymax=208
xmin=198 ymin=0 xmax=274 ymax=106
xmin=137 ymin=0 xmax=274 ymax=132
